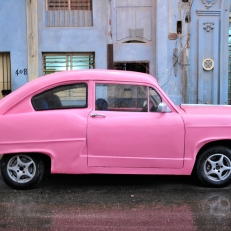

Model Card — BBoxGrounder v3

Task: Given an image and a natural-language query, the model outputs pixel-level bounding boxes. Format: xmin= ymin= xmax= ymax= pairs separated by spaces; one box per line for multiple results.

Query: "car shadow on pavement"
xmin=40 ymin=174 xmax=196 ymax=190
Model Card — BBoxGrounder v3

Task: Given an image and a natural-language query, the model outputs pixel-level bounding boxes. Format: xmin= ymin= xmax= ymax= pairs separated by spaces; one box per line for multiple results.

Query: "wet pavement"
xmin=0 ymin=174 xmax=231 ymax=231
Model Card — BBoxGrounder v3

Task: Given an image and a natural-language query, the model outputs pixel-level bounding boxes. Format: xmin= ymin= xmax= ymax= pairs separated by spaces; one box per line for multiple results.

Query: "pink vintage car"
xmin=0 ymin=69 xmax=231 ymax=189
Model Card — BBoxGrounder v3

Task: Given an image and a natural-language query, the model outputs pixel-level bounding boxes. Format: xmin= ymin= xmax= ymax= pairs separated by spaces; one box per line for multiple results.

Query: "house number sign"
xmin=15 ymin=69 xmax=27 ymax=76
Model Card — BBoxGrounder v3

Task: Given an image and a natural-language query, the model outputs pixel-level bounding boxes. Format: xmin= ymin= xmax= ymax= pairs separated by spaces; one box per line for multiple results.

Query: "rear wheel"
xmin=0 ymin=154 xmax=44 ymax=190
xmin=195 ymin=146 xmax=231 ymax=187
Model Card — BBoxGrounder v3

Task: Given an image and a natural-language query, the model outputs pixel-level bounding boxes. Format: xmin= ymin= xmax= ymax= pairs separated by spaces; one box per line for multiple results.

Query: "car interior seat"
xmin=95 ymin=98 xmax=108 ymax=110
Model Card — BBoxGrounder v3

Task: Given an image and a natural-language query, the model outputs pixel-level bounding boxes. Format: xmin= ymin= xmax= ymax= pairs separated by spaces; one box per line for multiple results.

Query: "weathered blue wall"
xmin=155 ymin=0 xmax=230 ymax=105
xmin=0 ymin=0 xmax=28 ymax=91
xmin=189 ymin=0 xmax=230 ymax=104
xmin=155 ymin=0 xmax=188 ymax=104
xmin=0 ymin=0 xmax=230 ymax=105
xmin=112 ymin=0 xmax=156 ymax=77
xmin=111 ymin=0 xmax=191 ymax=105
xmin=37 ymin=0 xmax=109 ymax=77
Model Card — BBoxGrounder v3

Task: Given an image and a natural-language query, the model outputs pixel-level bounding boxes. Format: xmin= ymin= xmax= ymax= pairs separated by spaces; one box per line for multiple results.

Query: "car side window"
xmin=95 ymin=83 xmax=148 ymax=112
xmin=32 ymin=83 xmax=87 ymax=111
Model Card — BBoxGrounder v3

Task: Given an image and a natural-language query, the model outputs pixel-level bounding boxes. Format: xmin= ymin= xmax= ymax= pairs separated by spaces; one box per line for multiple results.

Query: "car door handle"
xmin=90 ymin=113 xmax=106 ymax=117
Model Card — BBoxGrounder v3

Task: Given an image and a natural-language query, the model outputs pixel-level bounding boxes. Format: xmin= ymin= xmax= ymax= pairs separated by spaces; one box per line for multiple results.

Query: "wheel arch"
xmin=0 ymin=152 xmax=51 ymax=174
xmin=193 ymin=140 xmax=231 ymax=172
xmin=197 ymin=140 xmax=231 ymax=156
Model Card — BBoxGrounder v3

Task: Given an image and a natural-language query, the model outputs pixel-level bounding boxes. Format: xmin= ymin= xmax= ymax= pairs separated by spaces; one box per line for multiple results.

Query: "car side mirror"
xmin=157 ymin=102 xmax=167 ymax=113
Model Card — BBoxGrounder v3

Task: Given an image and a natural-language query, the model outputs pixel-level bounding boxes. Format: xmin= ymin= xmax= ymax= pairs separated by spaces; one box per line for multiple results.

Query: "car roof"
xmin=0 ymin=70 xmax=158 ymax=114
xmin=34 ymin=69 xmax=157 ymax=84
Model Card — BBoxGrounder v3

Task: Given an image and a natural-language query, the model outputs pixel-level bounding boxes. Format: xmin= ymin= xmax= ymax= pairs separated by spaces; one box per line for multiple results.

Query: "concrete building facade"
xmin=0 ymin=0 xmax=230 ymax=105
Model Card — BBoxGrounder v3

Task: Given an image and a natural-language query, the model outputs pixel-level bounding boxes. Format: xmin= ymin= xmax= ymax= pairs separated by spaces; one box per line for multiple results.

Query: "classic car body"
xmin=0 ymin=69 xmax=231 ymax=189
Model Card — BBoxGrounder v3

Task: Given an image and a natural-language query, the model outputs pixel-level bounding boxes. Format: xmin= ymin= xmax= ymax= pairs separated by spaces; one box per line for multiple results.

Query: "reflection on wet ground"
xmin=0 ymin=174 xmax=231 ymax=231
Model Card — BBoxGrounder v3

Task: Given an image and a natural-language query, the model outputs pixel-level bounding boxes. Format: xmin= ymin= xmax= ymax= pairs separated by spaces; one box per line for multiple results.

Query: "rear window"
xmin=31 ymin=83 xmax=88 ymax=111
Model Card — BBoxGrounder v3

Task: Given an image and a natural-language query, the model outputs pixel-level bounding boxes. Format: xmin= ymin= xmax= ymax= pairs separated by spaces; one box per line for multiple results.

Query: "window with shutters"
xmin=42 ymin=53 xmax=95 ymax=75
xmin=45 ymin=0 xmax=92 ymax=27
xmin=0 ymin=53 xmax=11 ymax=98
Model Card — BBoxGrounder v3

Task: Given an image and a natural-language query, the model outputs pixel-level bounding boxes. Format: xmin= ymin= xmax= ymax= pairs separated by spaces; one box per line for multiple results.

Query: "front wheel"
xmin=195 ymin=146 xmax=231 ymax=187
xmin=0 ymin=154 xmax=44 ymax=190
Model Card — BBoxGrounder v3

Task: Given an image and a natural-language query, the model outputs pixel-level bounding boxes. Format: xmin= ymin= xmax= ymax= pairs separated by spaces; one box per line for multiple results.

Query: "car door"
xmin=87 ymin=82 xmax=184 ymax=169
xmin=28 ymin=82 xmax=91 ymax=173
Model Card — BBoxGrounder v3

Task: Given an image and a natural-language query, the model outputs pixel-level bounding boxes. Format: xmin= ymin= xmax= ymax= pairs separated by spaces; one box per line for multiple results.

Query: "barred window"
xmin=71 ymin=0 xmax=92 ymax=10
xmin=47 ymin=0 xmax=92 ymax=11
xmin=42 ymin=53 xmax=94 ymax=75
xmin=0 ymin=53 xmax=11 ymax=99
xmin=47 ymin=0 xmax=69 ymax=10
xmin=46 ymin=0 xmax=92 ymax=27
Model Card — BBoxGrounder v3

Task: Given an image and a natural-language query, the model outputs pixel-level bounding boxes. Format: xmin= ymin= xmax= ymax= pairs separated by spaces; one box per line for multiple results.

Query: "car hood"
xmin=179 ymin=104 xmax=231 ymax=115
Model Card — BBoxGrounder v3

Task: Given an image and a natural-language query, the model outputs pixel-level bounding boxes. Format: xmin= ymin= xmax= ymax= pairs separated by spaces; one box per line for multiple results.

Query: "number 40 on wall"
xmin=15 ymin=69 xmax=27 ymax=76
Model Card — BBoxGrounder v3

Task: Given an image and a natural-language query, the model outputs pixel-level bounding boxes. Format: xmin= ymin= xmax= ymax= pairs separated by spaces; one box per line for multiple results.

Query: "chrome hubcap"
xmin=204 ymin=154 xmax=231 ymax=182
xmin=7 ymin=155 xmax=36 ymax=183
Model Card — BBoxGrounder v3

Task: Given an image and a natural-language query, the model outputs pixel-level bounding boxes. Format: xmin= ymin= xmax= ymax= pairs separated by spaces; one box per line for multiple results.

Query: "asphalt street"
xmin=0 ymin=173 xmax=231 ymax=231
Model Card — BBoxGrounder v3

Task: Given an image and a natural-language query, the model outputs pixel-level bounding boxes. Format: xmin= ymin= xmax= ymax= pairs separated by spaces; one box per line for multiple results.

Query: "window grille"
xmin=46 ymin=0 xmax=92 ymax=27
xmin=42 ymin=53 xmax=94 ymax=75
xmin=71 ymin=0 xmax=92 ymax=10
xmin=0 ymin=53 xmax=11 ymax=98
xmin=47 ymin=0 xmax=69 ymax=10
xmin=47 ymin=0 xmax=92 ymax=10
xmin=114 ymin=62 xmax=149 ymax=74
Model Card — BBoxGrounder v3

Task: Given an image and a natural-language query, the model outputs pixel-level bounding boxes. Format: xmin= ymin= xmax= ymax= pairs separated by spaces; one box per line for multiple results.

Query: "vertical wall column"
xmin=26 ymin=0 xmax=39 ymax=81
xmin=155 ymin=0 xmax=169 ymax=91
xmin=219 ymin=0 xmax=230 ymax=104
xmin=190 ymin=0 xmax=230 ymax=104
xmin=197 ymin=18 xmax=219 ymax=104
